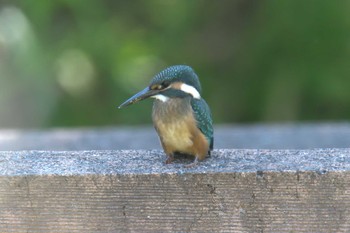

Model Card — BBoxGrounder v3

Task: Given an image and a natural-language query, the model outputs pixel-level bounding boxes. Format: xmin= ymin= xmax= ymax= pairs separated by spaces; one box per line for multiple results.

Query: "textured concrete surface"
xmin=1 ymin=149 xmax=350 ymax=175
xmin=1 ymin=149 xmax=350 ymax=232
xmin=1 ymin=123 xmax=350 ymax=151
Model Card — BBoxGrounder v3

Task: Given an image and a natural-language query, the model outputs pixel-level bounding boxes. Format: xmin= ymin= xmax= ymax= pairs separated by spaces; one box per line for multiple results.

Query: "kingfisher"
xmin=118 ymin=65 xmax=213 ymax=167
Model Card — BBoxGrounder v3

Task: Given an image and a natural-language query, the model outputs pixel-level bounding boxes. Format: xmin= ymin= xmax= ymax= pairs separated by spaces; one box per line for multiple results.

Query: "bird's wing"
xmin=191 ymin=98 xmax=214 ymax=151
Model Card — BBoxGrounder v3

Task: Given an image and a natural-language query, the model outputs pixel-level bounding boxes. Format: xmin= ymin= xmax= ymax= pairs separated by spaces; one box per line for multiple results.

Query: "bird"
xmin=118 ymin=65 xmax=213 ymax=167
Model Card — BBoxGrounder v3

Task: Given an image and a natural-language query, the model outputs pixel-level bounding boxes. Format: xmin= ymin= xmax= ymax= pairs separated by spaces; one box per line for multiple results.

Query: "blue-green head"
xmin=119 ymin=65 xmax=202 ymax=108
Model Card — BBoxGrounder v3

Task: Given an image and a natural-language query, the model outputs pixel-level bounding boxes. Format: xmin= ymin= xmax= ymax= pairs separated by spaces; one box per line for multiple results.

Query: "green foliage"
xmin=0 ymin=0 xmax=349 ymax=127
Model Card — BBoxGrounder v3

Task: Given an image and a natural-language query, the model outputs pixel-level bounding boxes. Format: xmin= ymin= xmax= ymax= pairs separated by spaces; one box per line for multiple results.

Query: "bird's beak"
xmin=118 ymin=86 xmax=161 ymax=108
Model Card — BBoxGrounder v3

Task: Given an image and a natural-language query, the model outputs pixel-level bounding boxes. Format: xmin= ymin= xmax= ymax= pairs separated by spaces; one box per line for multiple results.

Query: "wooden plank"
xmin=0 ymin=149 xmax=350 ymax=232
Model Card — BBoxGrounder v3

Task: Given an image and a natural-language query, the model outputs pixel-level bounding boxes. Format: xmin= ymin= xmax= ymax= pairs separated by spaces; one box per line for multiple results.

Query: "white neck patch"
xmin=151 ymin=94 xmax=169 ymax=102
xmin=180 ymin=83 xmax=201 ymax=99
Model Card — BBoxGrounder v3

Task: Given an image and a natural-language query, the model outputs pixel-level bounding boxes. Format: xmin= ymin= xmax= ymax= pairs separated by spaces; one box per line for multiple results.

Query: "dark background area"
xmin=0 ymin=0 xmax=349 ymax=128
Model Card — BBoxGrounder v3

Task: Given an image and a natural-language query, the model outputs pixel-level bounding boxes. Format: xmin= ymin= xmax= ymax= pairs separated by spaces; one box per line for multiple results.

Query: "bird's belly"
xmin=156 ymin=120 xmax=194 ymax=152
xmin=152 ymin=99 xmax=209 ymax=159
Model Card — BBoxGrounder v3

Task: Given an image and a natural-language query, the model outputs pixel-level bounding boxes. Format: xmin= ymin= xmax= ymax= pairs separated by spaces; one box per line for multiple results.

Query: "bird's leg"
xmin=165 ymin=153 xmax=174 ymax=164
xmin=184 ymin=156 xmax=199 ymax=168
xmin=206 ymin=150 xmax=211 ymax=158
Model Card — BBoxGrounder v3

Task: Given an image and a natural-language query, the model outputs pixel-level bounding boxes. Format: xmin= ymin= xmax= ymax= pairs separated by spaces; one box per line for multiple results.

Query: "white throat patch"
xmin=180 ymin=83 xmax=201 ymax=99
xmin=152 ymin=94 xmax=169 ymax=102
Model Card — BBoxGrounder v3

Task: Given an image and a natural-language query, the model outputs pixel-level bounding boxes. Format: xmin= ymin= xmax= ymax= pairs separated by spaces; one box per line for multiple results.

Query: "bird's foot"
xmin=206 ymin=150 xmax=212 ymax=158
xmin=184 ymin=157 xmax=199 ymax=168
xmin=165 ymin=154 xmax=174 ymax=164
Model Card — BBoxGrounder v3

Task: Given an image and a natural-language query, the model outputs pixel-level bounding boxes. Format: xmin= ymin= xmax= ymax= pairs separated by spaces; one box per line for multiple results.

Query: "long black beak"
xmin=118 ymin=87 xmax=161 ymax=108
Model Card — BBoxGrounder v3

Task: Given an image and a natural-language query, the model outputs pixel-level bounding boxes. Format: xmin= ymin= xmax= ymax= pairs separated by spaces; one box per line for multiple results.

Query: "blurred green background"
xmin=0 ymin=0 xmax=349 ymax=128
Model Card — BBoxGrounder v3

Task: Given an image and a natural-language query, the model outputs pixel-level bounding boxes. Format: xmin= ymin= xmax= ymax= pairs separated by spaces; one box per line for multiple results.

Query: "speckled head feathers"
xmin=150 ymin=65 xmax=202 ymax=93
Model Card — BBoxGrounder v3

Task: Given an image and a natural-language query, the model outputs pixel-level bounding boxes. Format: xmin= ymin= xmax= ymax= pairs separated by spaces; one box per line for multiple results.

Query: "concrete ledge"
xmin=1 ymin=149 xmax=350 ymax=232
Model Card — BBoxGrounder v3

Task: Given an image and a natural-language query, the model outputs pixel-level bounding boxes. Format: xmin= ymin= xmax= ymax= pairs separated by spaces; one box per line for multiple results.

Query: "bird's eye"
xmin=161 ymin=81 xmax=170 ymax=88
xmin=151 ymin=81 xmax=170 ymax=90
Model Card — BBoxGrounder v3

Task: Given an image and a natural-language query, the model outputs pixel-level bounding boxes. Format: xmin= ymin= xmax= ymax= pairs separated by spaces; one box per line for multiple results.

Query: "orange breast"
xmin=153 ymin=103 xmax=209 ymax=160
